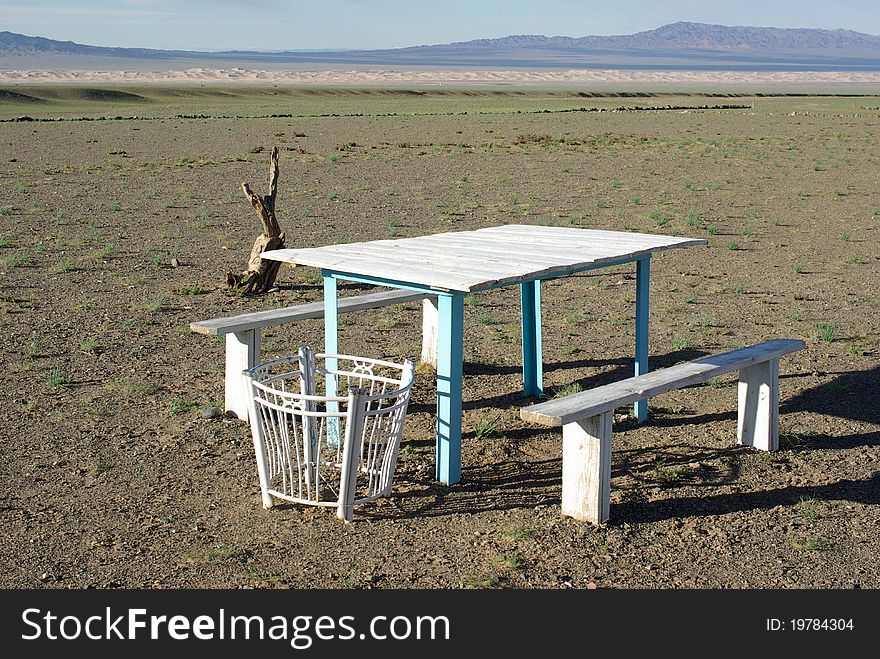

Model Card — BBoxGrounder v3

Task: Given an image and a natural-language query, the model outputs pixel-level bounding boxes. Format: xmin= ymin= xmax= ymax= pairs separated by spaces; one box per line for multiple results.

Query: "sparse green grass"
xmin=795 ymin=496 xmax=821 ymax=522
xmin=4 ymin=251 xmax=30 ymax=268
xmin=845 ymin=256 xmax=867 ymax=266
xmin=90 ymin=243 xmax=116 ymax=260
xmin=174 ymin=284 xmax=205 ymax=295
xmin=816 ymin=322 xmax=838 ymax=343
xmin=80 ymin=337 xmax=98 ymax=353
xmin=552 ymin=382 xmax=583 ymax=398
xmin=693 ymin=312 xmax=715 ymax=327
xmin=794 ymin=263 xmax=805 ymax=274
xmin=56 ymin=256 xmax=76 ymax=273
xmin=779 ymin=425 xmax=810 ymax=451
xmin=169 ymin=397 xmax=199 ymax=416
xmin=0 ymin=235 xmax=10 ymax=248
xmin=650 ymin=459 xmax=694 ymax=484
xmin=707 ymin=224 xmax=718 ymax=235
xmin=671 ymin=334 xmax=689 ymax=351
xmin=0 ymin=206 xmax=12 ymax=216
xmin=374 ymin=314 xmax=400 ymax=330
xmin=27 ymin=340 xmax=41 ymax=359
xmin=730 ymin=281 xmax=746 ymax=294
xmin=477 ymin=312 xmax=502 ymax=326
xmin=685 ymin=209 xmax=700 ymax=226
xmin=791 ymin=535 xmax=828 ymax=551
xmin=565 ymin=309 xmax=586 ymax=325
xmin=465 ymin=571 xmax=500 ymax=589
xmin=494 ymin=552 xmax=526 ymax=573
xmin=473 ymin=414 xmax=501 ymax=439
xmin=134 ymin=295 xmax=166 ymax=313
xmin=106 ymin=379 xmax=157 ymax=396
xmin=48 ymin=368 xmax=70 ymax=390
xmin=649 ymin=209 xmax=670 ymax=227
xmin=502 ymin=525 xmax=536 ymax=542
xmin=181 ymin=545 xmax=242 ymax=564
xmin=726 ymin=240 xmax=741 ymax=251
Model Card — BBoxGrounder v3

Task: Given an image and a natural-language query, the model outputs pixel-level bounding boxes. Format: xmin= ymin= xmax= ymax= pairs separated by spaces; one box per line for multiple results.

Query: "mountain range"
xmin=2 ymin=22 xmax=880 ymax=71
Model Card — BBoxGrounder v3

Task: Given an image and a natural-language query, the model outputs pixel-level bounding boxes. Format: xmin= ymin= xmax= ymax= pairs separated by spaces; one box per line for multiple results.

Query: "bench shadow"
xmin=370 ymin=455 xmax=879 ymax=525
xmin=367 ymin=442 xmax=741 ymax=520
xmin=615 ymin=474 xmax=880 ymax=524
xmin=781 ymin=365 xmax=880 ymax=426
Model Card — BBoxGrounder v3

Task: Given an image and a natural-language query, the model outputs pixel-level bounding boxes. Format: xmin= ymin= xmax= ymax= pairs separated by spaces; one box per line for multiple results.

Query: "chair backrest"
xmin=244 ymin=348 xmax=414 ymax=521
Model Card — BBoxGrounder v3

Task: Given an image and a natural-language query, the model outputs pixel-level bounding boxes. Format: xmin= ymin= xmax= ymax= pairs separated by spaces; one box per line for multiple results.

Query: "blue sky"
xmin=3 ymin=1 xmax=879 ymax=51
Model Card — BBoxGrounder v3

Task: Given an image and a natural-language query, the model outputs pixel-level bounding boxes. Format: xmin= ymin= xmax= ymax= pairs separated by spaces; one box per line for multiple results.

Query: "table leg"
xmin=521 ymin=279 xmax=543 ymax=397
xmin=323 ymin=273 xmax=340 ymax=443
xmin=634 ymin=256 xmax=650 ymax=422
xmin=436 ymin=292 xmax=464 ymax=485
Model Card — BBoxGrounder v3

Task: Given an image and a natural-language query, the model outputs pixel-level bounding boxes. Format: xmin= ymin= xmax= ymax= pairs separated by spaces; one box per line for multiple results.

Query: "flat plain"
xmin=1 ymin=87 xmax=878 ymax=588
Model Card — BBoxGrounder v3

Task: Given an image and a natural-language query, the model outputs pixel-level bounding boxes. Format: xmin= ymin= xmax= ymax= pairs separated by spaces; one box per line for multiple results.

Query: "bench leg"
xmin=562 ymin=412 xmax=612 ymax=524
xmin=737 ymin=359 xmax=779 ymax=451
xmin=225 ymin=330 xmax=260 ymax=421
xmin=420 ymin=296 xmax=439 ymax=368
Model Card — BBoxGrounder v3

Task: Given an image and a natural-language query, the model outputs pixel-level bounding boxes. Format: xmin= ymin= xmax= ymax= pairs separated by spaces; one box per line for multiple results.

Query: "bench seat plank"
xmin=190 ymin=288 xmax=430 ymax=336
xmin=522 ymin=339 xmax=805 ymax=426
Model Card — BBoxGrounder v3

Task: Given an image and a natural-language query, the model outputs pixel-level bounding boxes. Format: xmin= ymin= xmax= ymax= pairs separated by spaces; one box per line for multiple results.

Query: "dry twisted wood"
xmin=228 ymin=146 xmax=286 ymax=295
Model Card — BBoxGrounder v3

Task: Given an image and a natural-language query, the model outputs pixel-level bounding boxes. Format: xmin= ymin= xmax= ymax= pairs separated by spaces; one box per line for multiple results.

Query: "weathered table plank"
xmin=262 ymin=225 xmax=707 ymax=292
xmin=522 ymin=339 xmax=806 ymax=426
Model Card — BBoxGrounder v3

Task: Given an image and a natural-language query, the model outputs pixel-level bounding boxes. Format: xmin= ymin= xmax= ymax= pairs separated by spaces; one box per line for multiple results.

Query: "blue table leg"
xmin=634 ymin=256 xmax=650 ymax=422
xmin=521 ymin=279 xmax=543 ymax=397
xmin=323 ymin=273 xmax=340 ymax=443
xmin=436 ymin=292 xmax=464 ymax=485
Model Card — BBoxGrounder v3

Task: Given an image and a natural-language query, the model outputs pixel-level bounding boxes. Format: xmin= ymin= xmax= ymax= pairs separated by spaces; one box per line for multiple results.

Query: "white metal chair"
xmin=243 ymin=347 xmax=414 ymax=522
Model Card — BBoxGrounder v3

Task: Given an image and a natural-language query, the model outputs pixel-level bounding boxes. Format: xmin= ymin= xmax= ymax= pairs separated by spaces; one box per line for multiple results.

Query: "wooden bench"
xmin=520 ymin=339 xmax=806 ymax=524
xmin=191 ymin=289 xmax=438 ymax=420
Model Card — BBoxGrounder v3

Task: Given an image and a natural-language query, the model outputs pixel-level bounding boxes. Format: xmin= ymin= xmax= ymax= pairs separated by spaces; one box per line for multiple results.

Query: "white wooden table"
xmin=263 ymin=225 xmax=706 ymax=485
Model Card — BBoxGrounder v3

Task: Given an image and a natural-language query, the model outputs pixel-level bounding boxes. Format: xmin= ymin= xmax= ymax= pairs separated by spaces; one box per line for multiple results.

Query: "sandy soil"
xmin=2 ymin=67 xmax=880 ymax=88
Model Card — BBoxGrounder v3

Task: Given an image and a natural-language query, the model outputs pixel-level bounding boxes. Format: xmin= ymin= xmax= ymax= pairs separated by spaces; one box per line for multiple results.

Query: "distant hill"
xmin=426 ymin=22 xmax=880 ymax=51
xmin=0 ymin=31 xmax=196 ymax=58
xmin=2 ymin=22 xmax=880 ymax=71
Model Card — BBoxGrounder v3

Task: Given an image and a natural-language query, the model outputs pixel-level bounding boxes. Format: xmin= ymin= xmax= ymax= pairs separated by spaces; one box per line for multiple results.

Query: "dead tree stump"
xmin=227 ymin=146 xmax=286 ymax=295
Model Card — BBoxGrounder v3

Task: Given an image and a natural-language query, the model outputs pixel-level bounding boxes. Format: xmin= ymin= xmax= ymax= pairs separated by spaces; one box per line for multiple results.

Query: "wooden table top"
xmin=261 ymin=224 xmax=707 ymax=292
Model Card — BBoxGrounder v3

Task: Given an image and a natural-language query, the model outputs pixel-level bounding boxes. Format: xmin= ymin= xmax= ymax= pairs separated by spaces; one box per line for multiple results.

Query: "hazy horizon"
xmin=2 ymin=1 xmax=879 ymax=52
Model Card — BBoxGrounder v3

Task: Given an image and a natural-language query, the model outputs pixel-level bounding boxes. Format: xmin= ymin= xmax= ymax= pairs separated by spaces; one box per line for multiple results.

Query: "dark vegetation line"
xmin=2 ymin=89 xmax=876 ymax=123
xmin=1 ymin=103 xmax=756 ymax=123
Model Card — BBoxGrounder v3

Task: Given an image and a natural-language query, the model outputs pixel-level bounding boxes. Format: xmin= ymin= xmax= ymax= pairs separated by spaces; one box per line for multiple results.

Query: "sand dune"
xmin=2 ymin=67 xmax=879 ymax=87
